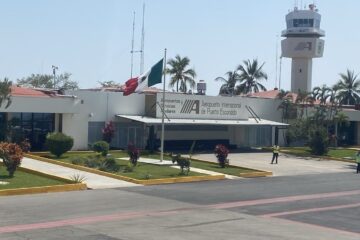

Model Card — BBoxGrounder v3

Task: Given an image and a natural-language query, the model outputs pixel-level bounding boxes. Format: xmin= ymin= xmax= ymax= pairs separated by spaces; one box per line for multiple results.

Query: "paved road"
xmin=190 ymin=152 xmax=355 ymax=176
xmin=0 ymin=172 xmax=359 ymax=239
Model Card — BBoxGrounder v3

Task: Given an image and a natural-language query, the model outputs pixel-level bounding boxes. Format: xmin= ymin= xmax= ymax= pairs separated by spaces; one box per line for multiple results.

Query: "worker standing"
xmin=356 ymin=150 xmax=360 ymax=174
xmin=271 ymin=145 xmax=280 ymax=164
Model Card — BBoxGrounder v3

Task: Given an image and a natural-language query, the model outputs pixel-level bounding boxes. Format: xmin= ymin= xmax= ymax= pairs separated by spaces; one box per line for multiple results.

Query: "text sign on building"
xmin=156 ymin=93 xmax=248 ymax=120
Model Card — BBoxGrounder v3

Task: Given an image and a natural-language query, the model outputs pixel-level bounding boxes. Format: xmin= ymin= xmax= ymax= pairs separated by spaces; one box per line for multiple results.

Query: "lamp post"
xmin=52 ymin=65 xmax=58 ymax=89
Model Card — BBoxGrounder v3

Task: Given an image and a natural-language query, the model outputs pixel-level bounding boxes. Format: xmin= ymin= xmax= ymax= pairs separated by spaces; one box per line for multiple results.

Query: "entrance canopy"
xmin=116 ymin=115 xmax=288 ymax=127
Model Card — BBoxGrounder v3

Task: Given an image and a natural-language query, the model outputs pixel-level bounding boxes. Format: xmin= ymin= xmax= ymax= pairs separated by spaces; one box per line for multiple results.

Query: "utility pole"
xmin=52 ymin=65 xmax=58 ymax=89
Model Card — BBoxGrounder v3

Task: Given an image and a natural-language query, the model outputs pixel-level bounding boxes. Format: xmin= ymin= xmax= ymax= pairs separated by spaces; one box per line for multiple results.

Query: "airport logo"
xmin=180 ymin=100 xmax=200 ymax=114
xmin=295 ymin=42 xmax=312 ymax=51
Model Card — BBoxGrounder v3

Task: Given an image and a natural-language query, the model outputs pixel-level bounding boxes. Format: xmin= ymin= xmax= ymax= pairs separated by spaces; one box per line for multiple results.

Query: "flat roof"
xmin=116 ymin=115 xmax=288 ymax=126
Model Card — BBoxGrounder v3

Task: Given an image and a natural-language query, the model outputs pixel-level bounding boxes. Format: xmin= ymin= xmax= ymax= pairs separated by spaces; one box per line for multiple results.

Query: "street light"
xmin=52 ymin=65 xmax=58 ymax=89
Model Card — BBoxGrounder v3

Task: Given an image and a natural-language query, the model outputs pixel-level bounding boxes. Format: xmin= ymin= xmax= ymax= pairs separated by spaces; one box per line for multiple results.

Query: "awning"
xmin=116 ymin=115 xmax=288 ymax=127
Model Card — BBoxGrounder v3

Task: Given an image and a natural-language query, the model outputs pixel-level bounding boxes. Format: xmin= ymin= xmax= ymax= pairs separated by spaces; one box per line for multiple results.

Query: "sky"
xmin=0 ymin=0 xmax=359 ymax=96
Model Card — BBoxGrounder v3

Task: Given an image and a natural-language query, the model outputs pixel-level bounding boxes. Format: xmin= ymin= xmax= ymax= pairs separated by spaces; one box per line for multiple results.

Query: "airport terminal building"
xmin=1 ymin=86 xmax=360 ymax=151
xmin=1 ymin=87 xmax=288 ymax=151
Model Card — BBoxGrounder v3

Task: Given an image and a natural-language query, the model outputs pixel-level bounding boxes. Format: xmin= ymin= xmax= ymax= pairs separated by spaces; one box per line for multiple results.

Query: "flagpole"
xmin=160 ymin=48 xmax=167 ymax=162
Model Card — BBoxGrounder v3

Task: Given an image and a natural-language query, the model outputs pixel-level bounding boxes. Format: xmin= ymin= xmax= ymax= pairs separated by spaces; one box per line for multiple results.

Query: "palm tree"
xmin=312 ymin=85 xmax=331 ymax=105
xmin=0 ymin=78 xmax=12 ymax=109
xmin=277 ymin=89 xmax=294 ymax=123
xmin=236 ymin=59 xmax=267 ymax=94
xmin=336 ymin=69 xmax=360 ymax=105
xmin=166 ymin=55 xmax=196 ymax=93
xmin=215 ymin=71 xmax=239 ymax=95
xmin=295 ymin=90 xmax=312 ymax=118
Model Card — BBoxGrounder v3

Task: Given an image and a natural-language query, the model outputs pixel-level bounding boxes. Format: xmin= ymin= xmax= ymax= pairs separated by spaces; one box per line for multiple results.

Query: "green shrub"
xmin=70 ymin=156 xmax=87 ymax=165
xmin=99 ymin=156 xmax=120 ymax=172
xmin=92 ymin=141 xmax=109 ymax=156
xmin=46 ymin=133 xmax=74 ymax=158
xmin=84 ymin=155 xmax=102 ymax=168
xmin=309 ymin=128 xmax=329 ymax=156
xmin=171 ymin=153 xmax=191 ymax=175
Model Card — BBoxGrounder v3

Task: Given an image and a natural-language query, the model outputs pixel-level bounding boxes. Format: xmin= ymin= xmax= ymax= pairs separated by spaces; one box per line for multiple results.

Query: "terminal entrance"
xmin=10 ymin=113 xmax=55 ymax=150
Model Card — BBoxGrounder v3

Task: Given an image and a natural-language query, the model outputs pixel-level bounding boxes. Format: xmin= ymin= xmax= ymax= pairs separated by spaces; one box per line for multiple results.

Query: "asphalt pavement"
xmin=0 ymin=172 xmax=359 ymax=239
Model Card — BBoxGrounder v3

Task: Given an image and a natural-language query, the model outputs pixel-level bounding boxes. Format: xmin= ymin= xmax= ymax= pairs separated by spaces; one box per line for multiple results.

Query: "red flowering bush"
xmin=19 ymin=138 xmax=31 ymax=153
xmin=214 ymin=144 xmax=229 ymax=168
xmin=0 ymin=142 xmax=24 ymax=177
xmin=127 ymin=143 xmax=140 ymax=167
xmin=102 ymin=121 xmax=115 ymax=143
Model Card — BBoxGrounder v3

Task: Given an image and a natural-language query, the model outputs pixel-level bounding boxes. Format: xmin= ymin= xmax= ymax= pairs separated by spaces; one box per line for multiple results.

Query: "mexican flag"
xmin=123 ymin=58 xmax=163 ymax=96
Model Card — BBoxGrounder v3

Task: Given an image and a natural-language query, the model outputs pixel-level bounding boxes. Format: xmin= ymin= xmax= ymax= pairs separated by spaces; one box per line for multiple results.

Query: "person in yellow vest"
xmin=356 ymin=151 xmax=360 ymax=174
xmin=271 ymin=145 xmax=280 ymax=164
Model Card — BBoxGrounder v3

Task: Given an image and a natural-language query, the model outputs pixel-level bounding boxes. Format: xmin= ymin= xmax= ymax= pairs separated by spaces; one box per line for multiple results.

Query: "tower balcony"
xmin=282 ymin=28 xmax=325 ymax=38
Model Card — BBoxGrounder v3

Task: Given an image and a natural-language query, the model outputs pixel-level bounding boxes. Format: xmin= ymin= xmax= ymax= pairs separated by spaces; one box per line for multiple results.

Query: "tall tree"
xmin=236 ymin=59 xmax=267 ymax=94
xmin=166 ymin=55 xmax=196 ymax=93
xmin=335 ymin=69 xmax=360 ymax=105
xmin=312 ymin=85 xmax=331 ymax=105
xmin=17 ymin=73 xmax=78 ymax=90
xmin=98 ymin=81 xmax=121 ymax=88
xmin=0 ymin=78 xmax=12 ymax=109
xmin=215 ymin=70 xmax=239 ymax=95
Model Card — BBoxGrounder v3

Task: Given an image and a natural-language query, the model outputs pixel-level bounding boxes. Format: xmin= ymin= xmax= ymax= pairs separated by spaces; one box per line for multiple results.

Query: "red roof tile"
xmin=11 ymin=86 xmax=51 ymax=97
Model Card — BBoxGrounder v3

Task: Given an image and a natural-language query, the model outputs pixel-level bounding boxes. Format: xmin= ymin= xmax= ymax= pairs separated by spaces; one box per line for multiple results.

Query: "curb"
xmin=239 ymin=171 xmax=273 ymax=178
xmin=25 ymin=154 xmax=226 ymax=185
xmin=0 ymin=183 xmax=87 ymax=196
xmin=135 ymin=174 xmax=225 ymax=185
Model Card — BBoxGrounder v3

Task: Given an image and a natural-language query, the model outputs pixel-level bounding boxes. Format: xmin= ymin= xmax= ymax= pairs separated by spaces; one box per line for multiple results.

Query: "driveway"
xmin=190 ymin=152 xmax=355 ymax=176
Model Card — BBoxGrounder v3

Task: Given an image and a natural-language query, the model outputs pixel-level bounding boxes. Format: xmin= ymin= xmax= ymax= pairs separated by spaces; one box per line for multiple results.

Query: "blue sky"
xmin=0 ymin=0 xmax=359 ymax=96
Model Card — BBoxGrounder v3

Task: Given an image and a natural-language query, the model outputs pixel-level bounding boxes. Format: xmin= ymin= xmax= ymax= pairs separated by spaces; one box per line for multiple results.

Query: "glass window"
xmin=22 ymin=113 xmax=32 ymax=121
xmin=33 ymin=113 xmax=44 ymax=121
xmin=309 ymin=19 xmax=314 ymax=27
xmin=298 ymin=19 xmax=304 ymax=27
xmin=293 ymin=19 xmax=299 ymax=27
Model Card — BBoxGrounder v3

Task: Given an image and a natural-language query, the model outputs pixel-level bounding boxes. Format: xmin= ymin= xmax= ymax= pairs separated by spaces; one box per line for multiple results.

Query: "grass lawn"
xmin=0 ymin=168 xmax=68 ymax=190
xmin=35 ymin=151 xmax=206 ymax=180
xmin=190 ymin=159 xmax=255 ymax=176
xmin=281 ymin=147 xmax=357 ymax=160
xmin=115 ymin=159 xmax=204 ymax=179
xmin=34 ymin=151 xmax=261 ymax=178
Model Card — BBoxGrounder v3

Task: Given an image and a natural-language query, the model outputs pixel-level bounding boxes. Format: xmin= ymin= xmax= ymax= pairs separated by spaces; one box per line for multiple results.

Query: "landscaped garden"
xmin=0 ymin=140 xmax=72 ymax=191
xmin=31 ymin=140 xmax=259 ymax=180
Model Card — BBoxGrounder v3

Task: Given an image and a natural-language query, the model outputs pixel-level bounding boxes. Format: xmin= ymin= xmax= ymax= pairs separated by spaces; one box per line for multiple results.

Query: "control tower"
xmin=281 ymin=4 xmax=325 ymax=92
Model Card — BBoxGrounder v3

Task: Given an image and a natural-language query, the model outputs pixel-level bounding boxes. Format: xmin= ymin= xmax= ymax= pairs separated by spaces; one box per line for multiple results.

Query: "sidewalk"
xmin=21 ymin=157 xmax=138 ymax=189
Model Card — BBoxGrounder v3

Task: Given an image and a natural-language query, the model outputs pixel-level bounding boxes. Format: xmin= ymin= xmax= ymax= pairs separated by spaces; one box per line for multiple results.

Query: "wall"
xmin=62 ymin=90 xmax=146 ymax=150
xmin=0 ymin=96 xmax=80 ymax=113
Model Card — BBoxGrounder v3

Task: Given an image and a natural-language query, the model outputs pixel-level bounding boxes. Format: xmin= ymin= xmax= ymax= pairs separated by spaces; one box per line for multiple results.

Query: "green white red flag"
xmin=123 ymin=59 xmax=163 ymax=96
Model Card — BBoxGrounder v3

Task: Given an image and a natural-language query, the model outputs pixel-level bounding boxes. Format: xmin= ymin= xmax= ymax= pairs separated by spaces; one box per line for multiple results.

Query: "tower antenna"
xmin=275 ymin=35 xmax=279 ymax=89
xmin=140 ymin=3 xmax=145 ymax=74
xmin=130 ymin=11 xmax=136 ymax=78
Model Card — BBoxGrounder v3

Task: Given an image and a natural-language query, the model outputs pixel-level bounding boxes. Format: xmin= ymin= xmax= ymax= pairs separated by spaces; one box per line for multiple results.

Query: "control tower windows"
xmin=293 ymin=19 xmax=314 ymax=28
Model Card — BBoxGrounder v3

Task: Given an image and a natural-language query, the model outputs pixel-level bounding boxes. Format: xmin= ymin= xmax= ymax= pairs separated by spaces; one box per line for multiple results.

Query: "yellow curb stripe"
xmin=238 ymin=171 xmax=273 ymax=178
xmin=0 ymin=183 xmax=87 ymax=196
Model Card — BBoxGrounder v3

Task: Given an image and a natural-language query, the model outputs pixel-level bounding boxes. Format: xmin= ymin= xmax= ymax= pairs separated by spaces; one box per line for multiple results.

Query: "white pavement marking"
xmin=21 ymin=157 xmax=138 ymax=189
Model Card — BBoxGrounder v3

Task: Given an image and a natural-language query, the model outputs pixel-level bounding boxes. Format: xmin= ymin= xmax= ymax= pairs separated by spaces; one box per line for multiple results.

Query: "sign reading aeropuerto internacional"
xmin=156 ymin=93 xmax=249 ymax=120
